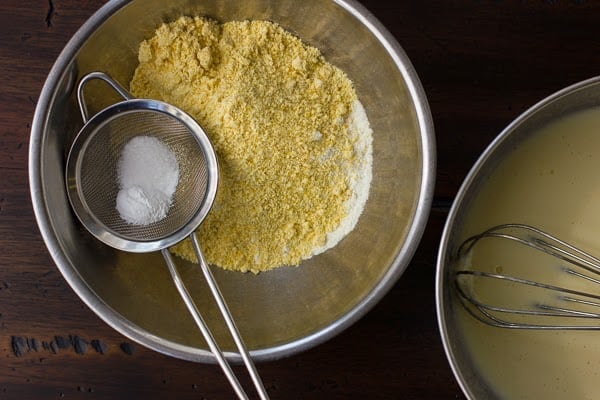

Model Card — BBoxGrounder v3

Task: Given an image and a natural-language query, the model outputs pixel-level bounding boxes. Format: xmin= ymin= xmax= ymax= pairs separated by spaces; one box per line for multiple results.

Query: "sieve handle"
xmin=161 ymin=248 xmax=250 ymax=400
xmin=77 ymin=71 xmax=134 ymax=123
xmin=190 ymin=233 xmax=270 ymax=400
xmin=161 ymin=236 xmax=270 ymax=400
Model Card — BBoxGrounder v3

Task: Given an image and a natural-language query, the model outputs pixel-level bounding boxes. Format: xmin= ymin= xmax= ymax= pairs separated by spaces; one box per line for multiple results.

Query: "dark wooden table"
xmin=2 ymin=1 xmax=599 ymax=398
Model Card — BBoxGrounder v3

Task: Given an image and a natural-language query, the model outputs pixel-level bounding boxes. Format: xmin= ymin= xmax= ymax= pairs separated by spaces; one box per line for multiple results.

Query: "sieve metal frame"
xmin=65 ymin=72 xmax=219 ymax=253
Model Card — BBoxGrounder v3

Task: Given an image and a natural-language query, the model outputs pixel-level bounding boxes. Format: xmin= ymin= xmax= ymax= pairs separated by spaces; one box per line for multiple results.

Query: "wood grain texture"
xmin=2 ymin=0 xmax=600 ymax=398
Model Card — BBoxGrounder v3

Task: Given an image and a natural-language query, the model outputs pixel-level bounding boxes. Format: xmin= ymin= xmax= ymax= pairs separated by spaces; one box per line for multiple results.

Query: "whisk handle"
xmin=76 ymin=71 xmax=133 ymax=123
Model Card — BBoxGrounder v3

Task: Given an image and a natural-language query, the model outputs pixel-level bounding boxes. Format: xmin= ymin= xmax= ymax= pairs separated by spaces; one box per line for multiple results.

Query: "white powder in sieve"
xmin=116 ymin=136 xmax=179 ymax=225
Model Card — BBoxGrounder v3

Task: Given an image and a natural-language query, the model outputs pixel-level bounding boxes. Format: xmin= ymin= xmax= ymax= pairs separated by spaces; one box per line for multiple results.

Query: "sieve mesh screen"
xmin=78 ymin=109 xmax=209 ymax=241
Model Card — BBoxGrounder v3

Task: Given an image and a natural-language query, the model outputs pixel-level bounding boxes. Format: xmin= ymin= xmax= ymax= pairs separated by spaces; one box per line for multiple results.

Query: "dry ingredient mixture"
xmin=130 ymin=17 xmax=372 ymax=272
xmin=116 ymin=136 xmax=179 ymax=225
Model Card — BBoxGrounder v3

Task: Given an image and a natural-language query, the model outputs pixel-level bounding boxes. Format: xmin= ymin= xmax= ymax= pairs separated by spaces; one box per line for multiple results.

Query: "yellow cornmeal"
xmin=131 ymin=17 xmax=366 ymax=273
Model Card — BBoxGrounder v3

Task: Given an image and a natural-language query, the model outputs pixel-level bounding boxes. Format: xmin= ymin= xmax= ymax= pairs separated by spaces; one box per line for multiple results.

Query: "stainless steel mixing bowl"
xmin=29 ymin=0 xmax=434 ymax=363
xmin=436 ymin=76 xmax=600 ymax=398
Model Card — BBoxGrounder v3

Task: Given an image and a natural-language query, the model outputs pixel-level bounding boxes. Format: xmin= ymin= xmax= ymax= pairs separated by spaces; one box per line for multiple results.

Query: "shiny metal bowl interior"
xmin=436 ymin=76 xmax=600 ymax=399
xmin=30 ymin=0 xmax=434 ymax=363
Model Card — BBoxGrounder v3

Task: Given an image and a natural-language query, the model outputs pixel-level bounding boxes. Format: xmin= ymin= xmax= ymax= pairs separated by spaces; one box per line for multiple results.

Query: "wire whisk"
xmin=454 ymin=223 xmax=600 ymax=330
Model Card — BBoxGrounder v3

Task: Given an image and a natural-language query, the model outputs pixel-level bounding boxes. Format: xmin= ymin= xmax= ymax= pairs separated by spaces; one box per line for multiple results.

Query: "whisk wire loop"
xmin=455 ymin=223 xmax=600 ymax=330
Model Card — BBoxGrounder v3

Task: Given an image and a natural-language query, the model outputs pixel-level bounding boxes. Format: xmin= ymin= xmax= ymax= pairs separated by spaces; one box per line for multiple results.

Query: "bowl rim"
xmin=435 ymin=75 xmax=600 ymax=399
xmin=29 ymin=0 xmax=436 ymax=363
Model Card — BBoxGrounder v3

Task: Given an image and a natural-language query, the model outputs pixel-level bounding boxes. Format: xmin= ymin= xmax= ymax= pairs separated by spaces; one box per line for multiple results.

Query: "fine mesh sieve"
xmin=66 ymin=74 xmax=216 ymax=252
xmin=75 ymin=109 xmax=209 ymax=242
xmin=65 ymin=72 xmax=268 ymax=400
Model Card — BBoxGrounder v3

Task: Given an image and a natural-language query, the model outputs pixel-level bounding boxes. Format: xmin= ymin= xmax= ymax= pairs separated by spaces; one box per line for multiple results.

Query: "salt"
xmin=116 ymin=136 xmax=179 ymax=225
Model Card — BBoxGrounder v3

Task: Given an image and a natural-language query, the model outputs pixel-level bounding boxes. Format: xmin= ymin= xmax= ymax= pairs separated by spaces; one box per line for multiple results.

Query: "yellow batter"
xmin=457 ymin=107 xmax=600 ymax=399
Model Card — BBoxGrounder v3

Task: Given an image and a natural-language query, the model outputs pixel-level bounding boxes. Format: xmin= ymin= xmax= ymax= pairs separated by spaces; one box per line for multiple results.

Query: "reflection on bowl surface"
xmin=30 ymin=0 xmax=434 ymax=363
xmin=438 ymin=77 xmax=600 ymax=399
